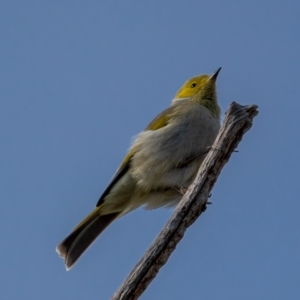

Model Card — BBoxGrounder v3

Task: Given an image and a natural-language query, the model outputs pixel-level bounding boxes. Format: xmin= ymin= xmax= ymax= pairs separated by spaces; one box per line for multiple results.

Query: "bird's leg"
xmin=180 ymin=149 xmax=210 ymax=166
xmin=178 ymin=146 xmax=218 ymax=168
xmin=173 ymin=186 xmax=188 ymax=195
xmin=180 ymin=146 xmax=239 ymax=169
xmin=179 ymin=187 xmax=188 ymax=194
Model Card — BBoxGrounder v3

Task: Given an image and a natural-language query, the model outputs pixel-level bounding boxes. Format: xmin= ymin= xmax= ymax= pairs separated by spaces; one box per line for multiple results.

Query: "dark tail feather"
xmin=56 ymin=212 xmax=120 ymax=269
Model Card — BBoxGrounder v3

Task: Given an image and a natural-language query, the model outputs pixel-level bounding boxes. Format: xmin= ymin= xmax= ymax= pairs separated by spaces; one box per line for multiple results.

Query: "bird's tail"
xmin=56 ymin=206 xmax=120 ymax=270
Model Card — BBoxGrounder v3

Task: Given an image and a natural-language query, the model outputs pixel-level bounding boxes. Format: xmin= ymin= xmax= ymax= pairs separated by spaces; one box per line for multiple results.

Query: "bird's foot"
xmin=174 ymin=186 xmax=188 ymax=195
xmin=206 ymin=146 xmax=219 ymax=152
xmin=179 ymin=187 xmax=188 ymax=195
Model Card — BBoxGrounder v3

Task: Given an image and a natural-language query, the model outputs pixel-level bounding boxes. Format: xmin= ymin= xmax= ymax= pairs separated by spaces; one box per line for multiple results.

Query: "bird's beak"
xmin=208 ymin=67 xmax=222 ymax=83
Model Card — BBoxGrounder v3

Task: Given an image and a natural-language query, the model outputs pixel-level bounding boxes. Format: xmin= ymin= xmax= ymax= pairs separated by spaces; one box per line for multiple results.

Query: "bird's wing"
xmin=96 ymin=106 xmax=174 ymax=206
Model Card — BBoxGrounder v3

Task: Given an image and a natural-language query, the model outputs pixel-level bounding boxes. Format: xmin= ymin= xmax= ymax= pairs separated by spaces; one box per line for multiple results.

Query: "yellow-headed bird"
xmin=57 ymin=68 xmax=222 ymax=269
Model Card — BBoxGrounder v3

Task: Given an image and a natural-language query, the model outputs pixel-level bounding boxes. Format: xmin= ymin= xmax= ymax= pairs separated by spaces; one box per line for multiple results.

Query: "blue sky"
xmin=1 ymin=1 xmax=300 ymax=299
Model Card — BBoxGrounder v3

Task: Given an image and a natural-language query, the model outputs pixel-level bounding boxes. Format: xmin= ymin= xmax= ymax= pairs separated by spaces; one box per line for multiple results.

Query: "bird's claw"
xmin=179 ymin=187 xmax=188 ymax=195
xmin=174 ymin=186 xmax=188 ymax=195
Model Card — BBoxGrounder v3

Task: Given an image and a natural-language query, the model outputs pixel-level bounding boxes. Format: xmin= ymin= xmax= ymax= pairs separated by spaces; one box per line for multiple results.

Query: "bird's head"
xmin=174 ymin=68 xmax=222 ymax=119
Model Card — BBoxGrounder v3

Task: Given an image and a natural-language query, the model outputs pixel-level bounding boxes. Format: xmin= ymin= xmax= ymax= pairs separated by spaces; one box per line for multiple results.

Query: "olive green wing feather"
xmin=144 ymin=106 xmax=173 ymax=130
xmin=96 ymin=106 xmax=174 ymax=206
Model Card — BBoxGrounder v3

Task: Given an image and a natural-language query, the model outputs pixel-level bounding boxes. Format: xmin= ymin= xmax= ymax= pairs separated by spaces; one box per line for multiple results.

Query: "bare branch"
xmin=112 ymin=102 xmax=259 ymax=300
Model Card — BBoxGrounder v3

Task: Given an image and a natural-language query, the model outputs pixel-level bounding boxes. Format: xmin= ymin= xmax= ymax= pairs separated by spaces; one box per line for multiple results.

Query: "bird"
xmin=56 ymin=68 xmax=222 ymax=269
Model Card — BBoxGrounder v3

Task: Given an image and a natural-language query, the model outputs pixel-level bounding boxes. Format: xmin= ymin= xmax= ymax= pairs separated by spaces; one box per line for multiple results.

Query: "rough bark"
xmin=112 ymin=102 xmax=259 ymax=300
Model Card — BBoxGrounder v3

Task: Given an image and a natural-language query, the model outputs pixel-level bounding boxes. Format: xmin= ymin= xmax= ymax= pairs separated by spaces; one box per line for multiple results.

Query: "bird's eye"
xmin=190 ymin=83 xmax=197 ymax=88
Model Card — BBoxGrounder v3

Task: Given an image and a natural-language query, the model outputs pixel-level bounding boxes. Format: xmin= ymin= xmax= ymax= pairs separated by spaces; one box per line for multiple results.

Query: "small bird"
xmin=57 ymin=68 xmax=222 ymax=269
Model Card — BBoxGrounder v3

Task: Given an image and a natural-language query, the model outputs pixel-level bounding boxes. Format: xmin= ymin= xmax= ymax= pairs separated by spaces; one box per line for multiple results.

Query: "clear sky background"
xmin=1 ymin=1 xmax=300 ymax=299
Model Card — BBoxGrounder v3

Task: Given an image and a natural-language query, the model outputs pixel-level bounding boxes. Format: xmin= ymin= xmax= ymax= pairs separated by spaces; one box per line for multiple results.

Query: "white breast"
xmin=130 ymin=101 xmax=220 ymax=191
